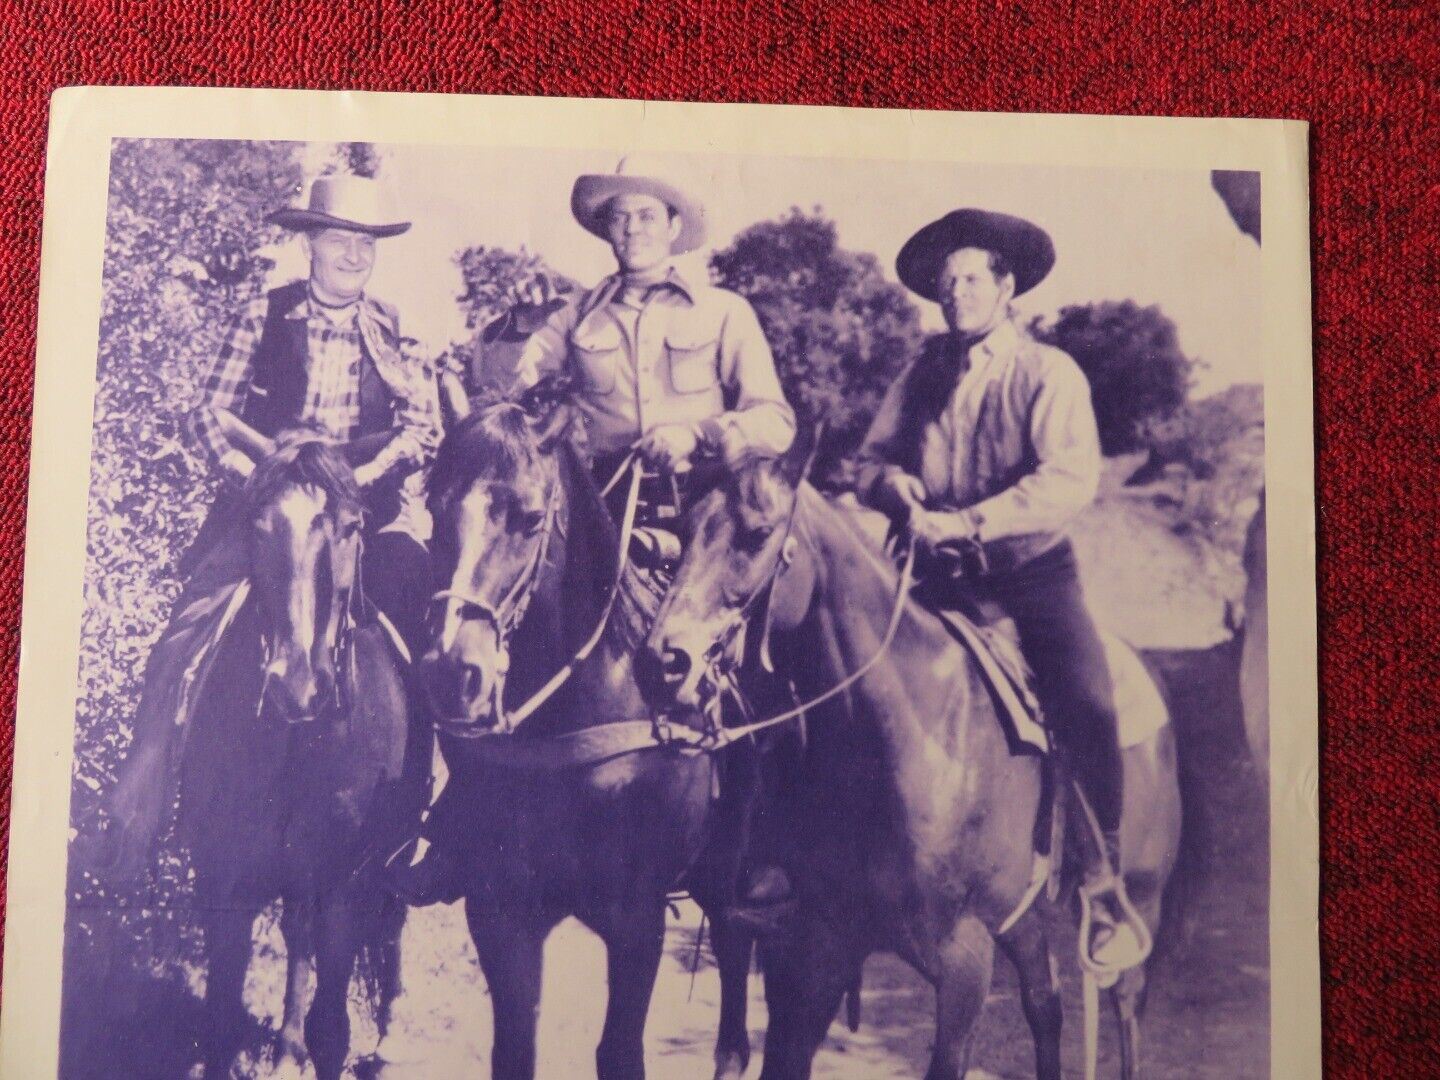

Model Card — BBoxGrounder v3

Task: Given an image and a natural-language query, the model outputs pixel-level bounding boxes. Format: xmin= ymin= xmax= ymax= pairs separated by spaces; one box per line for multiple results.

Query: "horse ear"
xmin=779 ymin=422 xmax=823 ymax=488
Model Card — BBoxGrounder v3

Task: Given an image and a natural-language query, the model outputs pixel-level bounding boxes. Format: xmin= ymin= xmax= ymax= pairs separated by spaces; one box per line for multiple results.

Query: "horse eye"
xmin=737 ymin=524 xmax=774 ymax=554
xmin=519 ymin=510 xmax=546 ymax=536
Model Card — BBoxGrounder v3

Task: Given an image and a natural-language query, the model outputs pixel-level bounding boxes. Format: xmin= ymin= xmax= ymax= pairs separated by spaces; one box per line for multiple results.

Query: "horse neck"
xmin=509 ymin=446 xmax=639 ymax=735
xmin=788 ymin=489 xmax=976 ymax=750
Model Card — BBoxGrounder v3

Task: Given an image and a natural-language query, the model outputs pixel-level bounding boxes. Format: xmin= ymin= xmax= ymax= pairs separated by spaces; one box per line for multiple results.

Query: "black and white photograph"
xmin=3 ymin=91 xmax=1316 ymax=1080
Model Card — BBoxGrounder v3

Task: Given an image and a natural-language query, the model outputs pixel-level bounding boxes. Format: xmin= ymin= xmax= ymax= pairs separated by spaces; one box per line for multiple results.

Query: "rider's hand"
xmin=874 ymin=470 xmax=928 ymax=520
xmin=909 ymin=509 xmax=980 ymax=553
xmin=639 ymin=423 xmax=700 ymax=472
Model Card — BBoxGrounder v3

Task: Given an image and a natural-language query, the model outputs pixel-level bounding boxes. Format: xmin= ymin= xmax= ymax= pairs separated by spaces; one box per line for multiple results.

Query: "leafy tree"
xmin=709 ymin=208 xmax=926 ymax=484
xmin=1030 ymin=300 xmax=1197 ymax=455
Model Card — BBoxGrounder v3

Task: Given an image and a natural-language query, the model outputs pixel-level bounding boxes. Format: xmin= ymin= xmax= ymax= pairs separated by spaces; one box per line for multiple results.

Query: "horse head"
xmin=422 ymin=393 xmax=574 ymax=733
xmin=243 ymin=430 xmax=365 ymax=723
xmin=641 ymin=448 xmax=817 ymax=712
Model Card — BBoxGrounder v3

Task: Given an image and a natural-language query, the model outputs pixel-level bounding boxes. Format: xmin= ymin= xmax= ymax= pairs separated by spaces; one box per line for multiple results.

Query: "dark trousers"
xmin=971 ymin=540 xmax=1123 ymax=834
xmin=361 ymin=531 xmax=431 ymax=659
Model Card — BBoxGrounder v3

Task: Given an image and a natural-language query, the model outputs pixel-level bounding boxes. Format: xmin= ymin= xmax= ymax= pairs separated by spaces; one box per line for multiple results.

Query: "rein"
xmin=465 ymin=533 xmax=917 ymax=771
xmin=701 ymin=534 xmax=917 ymax=748
xmin=434 ymin=451 xmax=644 ymax=735
xmin=256 ymin=525 xmax=365 ymax=723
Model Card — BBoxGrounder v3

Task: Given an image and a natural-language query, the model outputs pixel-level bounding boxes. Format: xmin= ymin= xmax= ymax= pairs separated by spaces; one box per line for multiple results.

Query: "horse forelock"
xmin=427 ymin=404 xmax=546 ymax=523
xmin=726 ymin=458 xmax=793 ymax=534
xmin=244 ymin=434 xmax=362 ymax=520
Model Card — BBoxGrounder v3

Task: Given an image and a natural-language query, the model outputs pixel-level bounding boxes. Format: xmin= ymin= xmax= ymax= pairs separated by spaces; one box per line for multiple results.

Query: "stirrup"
xmin=1077 ymin=872 xmax=1153 ymax=984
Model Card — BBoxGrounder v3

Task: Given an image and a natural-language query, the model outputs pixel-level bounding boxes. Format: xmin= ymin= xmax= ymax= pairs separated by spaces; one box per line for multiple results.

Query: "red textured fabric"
xmin=0 ymin=2 xmax=1433 ymax=1075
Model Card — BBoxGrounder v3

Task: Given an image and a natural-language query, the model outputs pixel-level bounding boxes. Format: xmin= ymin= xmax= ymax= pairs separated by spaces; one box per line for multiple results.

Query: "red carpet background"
xmin=0 ymin=2 xmax=1433 ymax=1075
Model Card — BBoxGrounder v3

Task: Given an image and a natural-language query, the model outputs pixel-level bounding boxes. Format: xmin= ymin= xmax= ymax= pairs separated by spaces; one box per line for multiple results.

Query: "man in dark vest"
xmin=98 ymin=175 xmax=442 ymax=880
xmin=855 ymin=208 xmax=1148 ymax=972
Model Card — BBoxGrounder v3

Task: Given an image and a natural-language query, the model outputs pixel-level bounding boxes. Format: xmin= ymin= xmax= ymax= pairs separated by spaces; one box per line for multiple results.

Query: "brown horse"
xmin=419 ymin=399 xmax=753 ymax=1080
xmin=644 ymin=458 xmax=1185 ymax=1080
xmin=177 ymin=435 xmax=428 ymax=1080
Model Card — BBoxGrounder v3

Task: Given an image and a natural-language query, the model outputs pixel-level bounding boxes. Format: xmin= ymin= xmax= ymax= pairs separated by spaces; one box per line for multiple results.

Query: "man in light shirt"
xmin=856 ymin=208 xmax=1145 ymax=971
xmin=97 ymin=176 xmax=441 ymax=880
xmin=518 ymin=156 xmax=795 ymax=519
xmin=385 ymin=157 xmax=797 ymax=908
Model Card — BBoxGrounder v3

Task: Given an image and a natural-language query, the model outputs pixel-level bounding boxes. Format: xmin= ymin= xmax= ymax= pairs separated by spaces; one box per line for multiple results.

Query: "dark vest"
xmin=241 ymin=281 xmax=399 ymax=440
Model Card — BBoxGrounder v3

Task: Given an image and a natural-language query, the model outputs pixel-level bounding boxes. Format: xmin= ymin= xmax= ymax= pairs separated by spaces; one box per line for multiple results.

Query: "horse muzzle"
xmin=638 ymin=638 xmax=713 ymax=711
xmin=419 ymin=650 xmax=505 ymax=735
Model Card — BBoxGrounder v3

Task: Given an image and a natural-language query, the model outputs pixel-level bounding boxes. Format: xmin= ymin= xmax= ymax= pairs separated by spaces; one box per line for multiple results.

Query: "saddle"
xmin=912 ymin=567 xmax=1050 ymax=755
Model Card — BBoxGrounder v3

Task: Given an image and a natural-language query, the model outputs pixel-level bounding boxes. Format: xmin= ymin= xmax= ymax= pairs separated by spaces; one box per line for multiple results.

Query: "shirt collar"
xmin=286 ymin=287 xmax=367 ymax=325
xmin=965 ymin=317 xmax=1019 ymax=366
xmin=601 ymin=263 xmax=697 ymax=307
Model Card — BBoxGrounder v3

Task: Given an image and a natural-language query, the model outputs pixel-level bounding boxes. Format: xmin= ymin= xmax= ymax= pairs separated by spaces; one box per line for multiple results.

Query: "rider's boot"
xmin=1080 ymin=827 xmax=1151 ymax=975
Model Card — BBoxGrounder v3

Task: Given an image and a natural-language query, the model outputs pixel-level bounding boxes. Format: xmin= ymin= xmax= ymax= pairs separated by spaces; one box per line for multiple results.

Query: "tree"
xmin=709 ymin=208 xmax=926 ymax=485
xmin=1030 ymin=300 xmax=1197 ymax=456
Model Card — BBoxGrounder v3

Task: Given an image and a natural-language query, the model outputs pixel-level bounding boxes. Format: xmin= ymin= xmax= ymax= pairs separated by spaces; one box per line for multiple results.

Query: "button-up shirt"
xmin=190 ymin=290 xmax=441 ymax=540
xmin=515 ymin=267 xmax=796 ymax=458
xmin=857 ymin=318 xmax=1101 ymax=562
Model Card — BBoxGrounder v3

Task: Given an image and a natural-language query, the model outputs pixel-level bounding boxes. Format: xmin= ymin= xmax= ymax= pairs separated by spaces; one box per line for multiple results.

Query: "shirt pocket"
xmin=569 ymin=315 xmax=623 ymax=396
xmin=665 ymin=325 xmax=721 ymax=395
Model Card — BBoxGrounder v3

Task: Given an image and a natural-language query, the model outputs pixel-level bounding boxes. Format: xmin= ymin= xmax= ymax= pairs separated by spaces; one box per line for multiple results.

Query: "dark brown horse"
xmin=644 ymin=459 xmax=1184 ymax=1080
xmin=177 ymin=435 xmax=428 ymax=1079
xmin=420 ymin=399 xmax=752 ymax=1080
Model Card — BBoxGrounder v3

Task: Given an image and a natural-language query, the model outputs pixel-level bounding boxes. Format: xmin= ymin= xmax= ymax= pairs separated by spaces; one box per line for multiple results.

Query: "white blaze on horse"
xmin=178 ymin=433 xmax=428 ymax=1080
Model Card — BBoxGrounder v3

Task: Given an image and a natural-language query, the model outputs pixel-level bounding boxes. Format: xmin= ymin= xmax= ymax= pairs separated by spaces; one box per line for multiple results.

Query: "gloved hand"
xmin=872 ymin=469 xmax=928 ymax=521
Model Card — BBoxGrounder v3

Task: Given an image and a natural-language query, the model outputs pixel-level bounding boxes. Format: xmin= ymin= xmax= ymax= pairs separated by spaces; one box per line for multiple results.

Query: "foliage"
xmin=72 ymin=139 xmax=371 ymax=929
xmin=1030 ymin=300 xmax=1198 ymax=456
xmin=709 ymin=208 xmax=927 ymax=485
xmin=453 ymin=246 xmax=575 ymax=332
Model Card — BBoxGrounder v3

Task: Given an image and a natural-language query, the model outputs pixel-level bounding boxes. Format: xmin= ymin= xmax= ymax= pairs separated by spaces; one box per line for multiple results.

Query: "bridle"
xmin=256 ymin=512 xmax=365 ymax=724
xmin=429 ymin=471 xmax=564 ymax=729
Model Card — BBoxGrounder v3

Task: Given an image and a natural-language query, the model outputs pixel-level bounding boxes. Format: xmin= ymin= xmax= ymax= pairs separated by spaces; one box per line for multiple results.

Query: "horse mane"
xmin=242 ymin=429 xmax=362 ymax=517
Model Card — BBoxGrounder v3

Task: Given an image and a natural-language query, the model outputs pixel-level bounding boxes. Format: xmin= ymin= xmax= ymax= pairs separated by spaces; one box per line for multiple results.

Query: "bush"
xmin=1031 ymin=300 xmax=1197 ymax=455
xmin=709 ymin=208 xmax=927 ymax=485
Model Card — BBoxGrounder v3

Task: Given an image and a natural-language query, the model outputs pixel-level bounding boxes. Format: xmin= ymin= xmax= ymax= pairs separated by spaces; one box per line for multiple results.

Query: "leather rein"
xmin=430 ymin=452 xmax=644 ymax=735
xmin=444 ymin=445 xmax=917 ymax=770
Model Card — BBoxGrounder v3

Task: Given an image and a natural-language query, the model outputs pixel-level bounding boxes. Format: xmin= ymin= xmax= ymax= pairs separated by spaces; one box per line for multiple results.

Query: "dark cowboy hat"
xmin=896 ymin=209 xmax=1055 ymax=300
xmin=269 ymin=175 xmax=411 ymax=238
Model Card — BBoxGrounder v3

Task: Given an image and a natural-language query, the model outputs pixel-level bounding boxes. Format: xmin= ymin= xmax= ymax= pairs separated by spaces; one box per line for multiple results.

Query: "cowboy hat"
xmin=571 ymin=155 xmax=707 ymax=255
xmin=269 ymin=175 xmax=411 ymax=238
xmin=896 ymin=209 xmax=1055 ymax=301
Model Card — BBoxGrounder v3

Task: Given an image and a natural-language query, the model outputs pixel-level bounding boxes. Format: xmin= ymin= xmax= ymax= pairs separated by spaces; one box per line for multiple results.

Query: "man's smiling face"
xmin=302 ymin=227 xmax=377 ymax=303
xmin=604 ymin=193 xmax=681 ymax=275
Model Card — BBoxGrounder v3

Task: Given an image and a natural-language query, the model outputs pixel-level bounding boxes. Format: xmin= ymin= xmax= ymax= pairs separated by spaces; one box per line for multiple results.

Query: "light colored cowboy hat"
xmin=571 ymin=155 xmax=707 ymax=255
xmin=896 ymin=208 xmax=1055 ymax=301
xmin=269 ymin=174 xmax=411 ymax=238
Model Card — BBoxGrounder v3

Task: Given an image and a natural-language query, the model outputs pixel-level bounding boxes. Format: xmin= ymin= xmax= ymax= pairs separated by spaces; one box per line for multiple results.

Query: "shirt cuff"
xmin=220 ymin=449 xmax=256 ymax=481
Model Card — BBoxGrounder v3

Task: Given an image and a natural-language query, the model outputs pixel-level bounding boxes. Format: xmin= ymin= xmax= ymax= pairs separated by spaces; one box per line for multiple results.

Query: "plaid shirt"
xmin=189 ymin=289 xmax=441 ymax=539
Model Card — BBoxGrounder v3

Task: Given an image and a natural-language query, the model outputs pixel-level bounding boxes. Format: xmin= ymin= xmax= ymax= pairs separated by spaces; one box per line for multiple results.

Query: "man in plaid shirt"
xmin=98 ymin=176 xmax=441 ymax=880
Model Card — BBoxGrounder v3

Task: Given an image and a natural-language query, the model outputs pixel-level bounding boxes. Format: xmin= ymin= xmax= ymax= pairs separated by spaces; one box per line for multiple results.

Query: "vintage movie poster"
xmin=1 ymin=89 xmax=1316 ymax=1079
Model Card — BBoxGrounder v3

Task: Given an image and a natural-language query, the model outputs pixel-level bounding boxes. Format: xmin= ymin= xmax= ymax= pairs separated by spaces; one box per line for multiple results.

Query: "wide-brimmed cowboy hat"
xmin=896 ymin=209 xmax=1055 ymax=301
xmin=269 ymin=175 xmax=411 ymax=238
xmin=571 ymin=156 xmax=706 ymax=255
